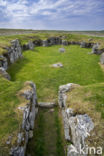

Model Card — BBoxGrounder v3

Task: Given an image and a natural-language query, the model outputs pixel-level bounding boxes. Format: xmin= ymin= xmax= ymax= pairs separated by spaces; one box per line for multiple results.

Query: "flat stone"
xmin=52 ymin=63 xmax=63 ymax=68
xmin=59 ymin=48 xmax=65 ymax=53
xmin=38 ymin=102 xmax=56 ymax=108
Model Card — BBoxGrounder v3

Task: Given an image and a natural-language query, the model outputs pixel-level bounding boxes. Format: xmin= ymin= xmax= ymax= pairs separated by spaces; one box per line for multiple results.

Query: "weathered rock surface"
xmin=58 ymin=83 xmax=94 ymax=156
xmin=38 ymin=102 xmax=56 ymax=108
xmin=6 ymin=39 xmax=22 ymax=64
xmin=58 ymin=83 xmax=74 ymax=108
xmin=52 ymin=63 xmax=63 ymax=68
xmin=91 ymin=43 xmax=104 ymax=55
xmin=10 ymin=81 xmax=38 ymax=156
xmin=0 ymin=67 xmax=11 ymax=80
xmin=100 ymin=53 xmax=104 ymax=64
xmin=59 ymin=48 xmax=65 ymax=53
xmin=80 ymin=42 xmax=93 ymax=48
xmin=28 ymin=41 xmax=34 ymax=50
xmin=47 ymin=37 xmax=62 ymax=45
xmin=0 ymin=39 xmax=22 ymax=70
xmin=0 ymin=55 xmax=8 ymax=70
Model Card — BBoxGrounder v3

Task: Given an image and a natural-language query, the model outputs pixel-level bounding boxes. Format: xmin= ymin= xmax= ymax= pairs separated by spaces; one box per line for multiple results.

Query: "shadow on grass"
xmin=7 ymin=57 xmax=30 ymax=81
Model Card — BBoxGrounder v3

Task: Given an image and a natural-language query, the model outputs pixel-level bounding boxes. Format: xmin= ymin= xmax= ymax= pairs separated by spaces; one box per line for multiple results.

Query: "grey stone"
xmin=28 ymin=41 xmax=34 ymax=50
xmin=52 ymin=63 xmax=63 ymax=68
xmin=59 ymin=48 xmax=65 ymax=53
xmin=91 ymin=43 xmax=104 ymax=54
xmin=10 ymin=146 xmax=25 ymax=156
xmin=47 ymin=37 xmax=62 ymax=45
xmin=62 ymin=110 xmax=70 ymax=141
xmin=0 ymin=55 xmax=8 ymax=70
xmin=68 ymin=114 xmax=94 ymax=151
xmin=10 ymin=81 xmax=38 ymax=156
xmin=100 ymin=53 xmax=104 ymax=64
xmin=29 ymin=130 xmax=33 ymax=139
xmin=38 ymin=102 xmax=56 ymax=108
xmin=58 ymin=83 xmax=73 ymax=108
xmin=42 ymin=40 xmax=48 ymax=47
xmin=80 ymin=42 xmax=93 ymax=48
xmin=80 ymin=42 xmax=86 ymax=48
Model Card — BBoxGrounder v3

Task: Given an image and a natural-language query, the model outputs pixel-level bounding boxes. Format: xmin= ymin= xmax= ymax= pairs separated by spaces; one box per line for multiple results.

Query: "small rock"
xmin=59 ymin=48 xmax=65 ymax=53
xmin=52 ymin=63 xmax=63 ymax=68
xmin=29 ymin=130 xmax=33 ymax=139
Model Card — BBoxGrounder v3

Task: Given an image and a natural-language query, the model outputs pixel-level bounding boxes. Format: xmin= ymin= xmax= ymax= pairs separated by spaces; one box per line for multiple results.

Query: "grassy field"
xmin=0 ymin=33 xmax=104 ymax=154
xmin=7 ymin=45 xmax=104 ymax=101
xmin=0 ymin=76 xmax=23 ymax=149
xmin=0 ymin=31 xmax=104 ymax=55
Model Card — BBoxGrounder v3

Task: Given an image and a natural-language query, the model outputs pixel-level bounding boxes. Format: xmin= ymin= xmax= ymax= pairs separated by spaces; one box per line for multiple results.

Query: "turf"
xmin=0 ymin=76 xmax=23 ymax=146
xmin=8 ymin=45 xmax=104 ymax=101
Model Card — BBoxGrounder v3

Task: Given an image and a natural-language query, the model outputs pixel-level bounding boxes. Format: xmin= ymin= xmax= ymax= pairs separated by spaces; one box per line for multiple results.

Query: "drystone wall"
xmin=10 ymin=81 xmax=38 ymax=156
xmin=58 ymin=83 xmax=94 ymax=156
xmin=0 ymin=39 xmax=22 ymax=70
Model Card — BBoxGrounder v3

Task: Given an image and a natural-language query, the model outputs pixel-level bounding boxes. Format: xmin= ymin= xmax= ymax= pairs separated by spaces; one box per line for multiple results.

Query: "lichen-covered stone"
xmin=10 ymin=81 xmax=38 ymax=156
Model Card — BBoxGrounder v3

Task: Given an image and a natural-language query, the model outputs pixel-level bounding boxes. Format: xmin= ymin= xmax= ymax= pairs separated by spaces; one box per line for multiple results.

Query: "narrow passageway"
xmin=26 ymin=107 xmax=65 ymax=156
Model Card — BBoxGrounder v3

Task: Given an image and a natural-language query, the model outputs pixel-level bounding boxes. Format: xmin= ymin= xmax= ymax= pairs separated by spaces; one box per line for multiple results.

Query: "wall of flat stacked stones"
xmin=58 ymin=83 xmax=94 ymax=156
xmin=10 ymin=82 xmax=38 ymax=156
xmin=0 ymin=37 xmax=104 ymax=72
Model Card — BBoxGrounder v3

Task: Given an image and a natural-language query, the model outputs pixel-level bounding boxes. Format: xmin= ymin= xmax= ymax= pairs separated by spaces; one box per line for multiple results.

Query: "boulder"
xmin=28 ymin=41 xmax=34 ymax=50
xmin=100 ymin=53 xmax=104 ymax=64
xmin=59 ymin=48 xmax=65 ymax=53
xmin=91 ymin=43 xmax=103 ymax=54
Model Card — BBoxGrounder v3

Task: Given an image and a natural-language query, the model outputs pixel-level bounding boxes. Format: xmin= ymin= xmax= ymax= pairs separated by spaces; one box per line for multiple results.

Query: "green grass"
xmin=1 ymin=43 xmax=104 ymax=154
xmin=0 ymin=76 xmax=23 ymax=145
xmin=8 ymin=45 xmax=104 ymax=101
xmin=26 ymin=108 xmax=65 ymax=156
xmin=0 ymin=31 xmax=104 ymax=55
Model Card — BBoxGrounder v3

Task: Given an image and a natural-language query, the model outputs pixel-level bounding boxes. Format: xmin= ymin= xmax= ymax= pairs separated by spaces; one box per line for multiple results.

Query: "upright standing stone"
xmin=42 ymin=40 xmax=48 ymax=47
xmin=100 ymin=53 xmax=104 ymax=64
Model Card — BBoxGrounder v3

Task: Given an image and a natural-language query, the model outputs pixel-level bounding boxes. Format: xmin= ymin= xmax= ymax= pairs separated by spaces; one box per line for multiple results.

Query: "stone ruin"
xmin=80 ymin=41 xmax=94 ymax=48
xmin=91 ymin=43 xmax=104 ymax=55
xmin=58 ymin=83 xmax=94 ymax=156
